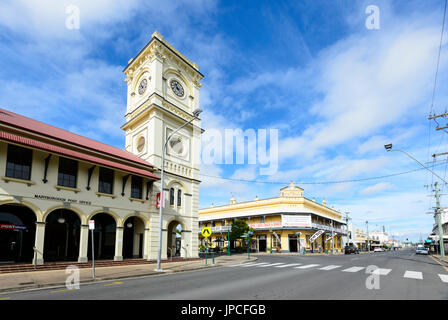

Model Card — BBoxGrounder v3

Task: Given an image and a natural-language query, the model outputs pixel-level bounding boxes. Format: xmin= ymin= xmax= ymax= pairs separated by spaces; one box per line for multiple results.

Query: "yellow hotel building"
xmin=199 ymin=182 xmax=347 ymax=253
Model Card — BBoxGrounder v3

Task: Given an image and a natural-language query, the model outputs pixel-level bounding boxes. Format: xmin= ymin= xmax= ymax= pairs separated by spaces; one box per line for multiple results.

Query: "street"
xmin=2 ymin=249 xmax=447 ymax=300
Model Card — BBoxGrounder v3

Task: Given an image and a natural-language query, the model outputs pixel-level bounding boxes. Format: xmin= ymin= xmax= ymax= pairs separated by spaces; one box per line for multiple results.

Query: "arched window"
xmin=177 ymin=189 xmax=182 ymax=206
xmin=169 ymin=188 xmax=175 ymax=206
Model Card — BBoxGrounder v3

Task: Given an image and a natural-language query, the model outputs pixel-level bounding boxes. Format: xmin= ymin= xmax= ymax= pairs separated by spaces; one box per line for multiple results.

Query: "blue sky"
xmin=0 ymin=0 xmax=447 ymax=241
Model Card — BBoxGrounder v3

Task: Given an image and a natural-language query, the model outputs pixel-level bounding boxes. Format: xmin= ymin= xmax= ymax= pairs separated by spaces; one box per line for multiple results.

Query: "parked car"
xmin=415 ymin=246 xmax=429 ymax=255
xmin=374 ymin=247 xmax=385 ymax=252
xmin=344 ymin=244 xmax=359 ymax=254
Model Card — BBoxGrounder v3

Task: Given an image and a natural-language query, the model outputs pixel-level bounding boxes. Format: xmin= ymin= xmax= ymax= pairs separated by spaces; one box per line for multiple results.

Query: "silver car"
xmin=415 ymin=246 xmax=429 ymax=255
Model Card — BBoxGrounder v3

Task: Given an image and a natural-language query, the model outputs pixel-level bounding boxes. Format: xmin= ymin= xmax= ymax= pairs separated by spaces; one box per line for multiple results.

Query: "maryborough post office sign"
xmin=34 ymin=194 xmax=92 ymax=206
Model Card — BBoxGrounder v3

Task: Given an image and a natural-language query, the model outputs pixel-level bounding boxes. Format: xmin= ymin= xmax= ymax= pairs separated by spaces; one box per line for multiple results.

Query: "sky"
xmin=0 ymin=0 xmax=447 ymax=242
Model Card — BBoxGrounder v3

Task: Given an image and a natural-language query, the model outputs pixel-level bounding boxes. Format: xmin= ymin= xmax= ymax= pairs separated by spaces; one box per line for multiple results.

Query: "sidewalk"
xmin=430 ymin=254 xmax=448 ymax=268
xmin=0 ymin=254 xmax=257 ymax=294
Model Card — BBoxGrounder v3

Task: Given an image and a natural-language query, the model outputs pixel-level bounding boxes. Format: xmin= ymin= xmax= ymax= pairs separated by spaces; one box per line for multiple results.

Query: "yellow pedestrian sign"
xmin=201 ymin=227 xmax=212 ymax=237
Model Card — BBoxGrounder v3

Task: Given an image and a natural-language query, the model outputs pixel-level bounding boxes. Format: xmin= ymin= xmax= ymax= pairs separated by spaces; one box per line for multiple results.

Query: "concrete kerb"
xmin=429 ymin=254 xmax=448 ymax=272
xmin=0 ymin=255 xmax=258 ymax=295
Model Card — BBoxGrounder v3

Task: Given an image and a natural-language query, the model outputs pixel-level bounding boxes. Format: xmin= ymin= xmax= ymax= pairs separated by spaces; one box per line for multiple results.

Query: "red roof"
xmin=0 ymin=108 xmax=153 ymax=168
xmin=0 ymin=131 xmax=159 ymax=180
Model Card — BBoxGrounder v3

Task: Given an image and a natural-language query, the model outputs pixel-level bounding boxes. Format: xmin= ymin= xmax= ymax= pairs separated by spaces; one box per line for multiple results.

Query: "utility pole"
xmin=427 ymin=111 xmax=448 ymax=257
xmin=366 ymin=220 xmax=370 ymax=252
xmin=434 ymin=182 xmax=445 ymax=258
xmin=344 ymin=212 xmax=351 ymax=246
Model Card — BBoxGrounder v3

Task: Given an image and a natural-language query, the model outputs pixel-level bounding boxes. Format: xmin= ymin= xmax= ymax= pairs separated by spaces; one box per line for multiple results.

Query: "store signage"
xmin=281 ymin=215 xmax=312 ymax=227
xmin=0 ymin=224 xmax=27 ymax=230
xmin=310 ymin=230 xmax=324 ymax=243
xmin=156 ymin=192 xmax=165 ymax=209
xmin=273 ymin=232 xmax=281 ymax=242
xmin=249 ymin=222 xmax=282 ymax=229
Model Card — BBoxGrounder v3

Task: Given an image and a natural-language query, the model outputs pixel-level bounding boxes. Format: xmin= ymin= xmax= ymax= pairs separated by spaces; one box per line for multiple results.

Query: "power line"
xmin=429 ymin=0 xmax=448 ymax=114
xmin=427 ymin=0 xmax=448 ymax=205
xmin=199 ymin=160 xmax=448 ymax=186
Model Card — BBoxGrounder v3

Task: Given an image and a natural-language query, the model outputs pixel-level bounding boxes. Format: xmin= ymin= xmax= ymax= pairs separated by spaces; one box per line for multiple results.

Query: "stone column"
xmin=161 ymin=229 xmax=168 ymax=260
xmin=143 ymin=228 xmax=150 ymax=259
xmin=33 ymin=222 xmax=45 ymax=265
xmin=181 ymin=230 xmax=191 ymax=259
xmin=114 ymin=227 xmax=124 ymax=261
xmin=280 ymin=231 xmax=289 ymax=253
xmin=78 ymin=224 xmax=89 ymax=262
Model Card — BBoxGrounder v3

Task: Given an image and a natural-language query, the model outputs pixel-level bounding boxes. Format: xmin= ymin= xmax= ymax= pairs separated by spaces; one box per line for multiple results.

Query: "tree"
xmin=230 ymin=219 xmax=254 ymax=241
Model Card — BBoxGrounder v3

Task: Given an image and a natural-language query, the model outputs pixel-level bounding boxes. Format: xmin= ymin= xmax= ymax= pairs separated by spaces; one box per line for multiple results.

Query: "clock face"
xmin=169 ymin=136 xmax=184 ymax=155
xmin=138 ymin=79 xmax=147 ymax=95
xmin=136 ymin=137 xmax=145 ymax=152
xmin=170 ymin=79 xmax=184 ymax=97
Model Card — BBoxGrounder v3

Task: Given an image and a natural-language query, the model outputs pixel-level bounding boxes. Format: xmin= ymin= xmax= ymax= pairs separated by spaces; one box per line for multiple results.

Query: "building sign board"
xmin=281 ymin=215 xmax=312 ymax=227
xmin=249 ymin=222 xmax=282 ymax=229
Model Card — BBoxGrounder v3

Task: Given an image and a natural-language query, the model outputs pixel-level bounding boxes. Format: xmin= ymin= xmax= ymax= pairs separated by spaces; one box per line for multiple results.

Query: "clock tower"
xmin=121 ymin=31 xmax=203 ymax=260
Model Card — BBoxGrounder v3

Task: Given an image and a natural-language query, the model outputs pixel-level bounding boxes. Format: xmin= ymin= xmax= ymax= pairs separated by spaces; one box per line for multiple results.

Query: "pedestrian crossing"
xmin=226 ymin=261 xmax=448 ymax=284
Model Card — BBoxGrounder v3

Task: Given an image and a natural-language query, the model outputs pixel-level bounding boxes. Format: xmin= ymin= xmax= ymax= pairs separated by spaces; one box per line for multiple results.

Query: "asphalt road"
xmin=2 ymin=249 xmax=447 ymax=300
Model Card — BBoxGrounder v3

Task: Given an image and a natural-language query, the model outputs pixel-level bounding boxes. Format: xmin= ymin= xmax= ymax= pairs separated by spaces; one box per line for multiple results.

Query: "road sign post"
xmin=227 ymin=229 xmax=231 ymax=256
xmin=89 ymin=219 xmax=95 ymax=279
xmin=201 ymin=227 xmax=212 ymax=265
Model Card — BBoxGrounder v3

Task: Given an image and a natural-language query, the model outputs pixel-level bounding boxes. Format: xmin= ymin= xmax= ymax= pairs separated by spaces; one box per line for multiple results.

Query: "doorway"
xmin=288 ymin=234 xmax=298 ymax=252
xmin=88 ymin=213 xmax=116 ymax=260
xmin=0 ymin=204 xmax=36 ymax=264
xmin=44 ymin=209 xmax=80 ymax=262
xmin=258 ymin=235 xmax=267 ymax=252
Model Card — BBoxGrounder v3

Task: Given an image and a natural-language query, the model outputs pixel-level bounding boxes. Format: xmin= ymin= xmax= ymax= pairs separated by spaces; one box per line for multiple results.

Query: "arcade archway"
xmin=0 ymin=204 xmax=36 ymax=264
xmin=88 ymin=213 xmax=116 ymax=260
xmin=167 ymin=220 xmax=183 ymax=258
xmin=44 ymin=209 xmax=81 ymax=262
xmin=123 ymin=216 xmax=145 ymax=259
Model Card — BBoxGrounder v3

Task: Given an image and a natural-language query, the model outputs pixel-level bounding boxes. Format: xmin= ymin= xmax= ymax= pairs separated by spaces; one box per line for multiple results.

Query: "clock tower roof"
xmin=123 ymin=31 xmax=204 ymax=78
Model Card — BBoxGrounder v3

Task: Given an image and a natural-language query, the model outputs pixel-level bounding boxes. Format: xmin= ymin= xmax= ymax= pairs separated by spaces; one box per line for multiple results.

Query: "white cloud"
xmin=359 ymin=182 xmax=394 ymax=195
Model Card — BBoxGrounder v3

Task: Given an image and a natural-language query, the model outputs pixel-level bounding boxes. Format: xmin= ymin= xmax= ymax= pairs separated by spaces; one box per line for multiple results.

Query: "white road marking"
xmin=256 ymin=263 xmax=285 ymax=267
xmin=295 ymin=264 xmax=320 ymax=269
xmin=275 ymin=263 xmax=302 ymax=268
xmin=342 ymin=266 xmax=365 ymax=273
xmin=228 ymin=262 xmax=258 ymax=267
xmin=240 ymin=262 xmax=270 ymax=267
xmin=371 ymin=268 xmax=392 ymax=276
xmin=403 ymin=271 xmax=423 ymax=280
xmin=438 ymin=274 xmax=448 ymax=283
xmin=319 ymin=265 xmax=342 ymax=270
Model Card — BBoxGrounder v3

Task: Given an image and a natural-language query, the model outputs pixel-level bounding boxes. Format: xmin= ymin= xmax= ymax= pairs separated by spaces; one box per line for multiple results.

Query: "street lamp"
xmin=385 ymin=143 xmax=446 ymax=258
xmin=384 ymin=144 xmax=448 ymax=184
xmin=155 ymin=108 xmax=202 ymax=272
